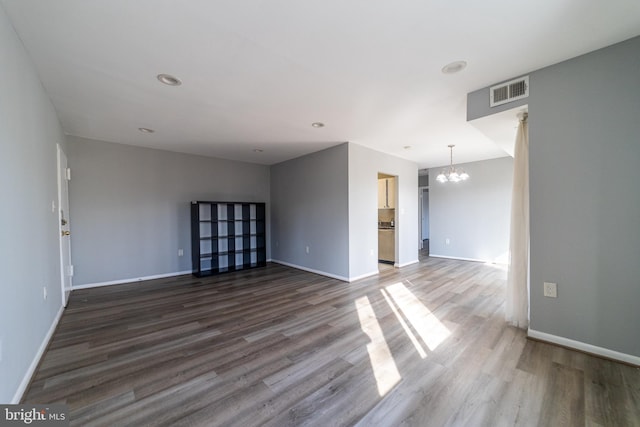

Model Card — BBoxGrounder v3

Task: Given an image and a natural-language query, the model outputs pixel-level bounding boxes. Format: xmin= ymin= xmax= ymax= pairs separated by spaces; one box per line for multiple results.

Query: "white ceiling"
xmin=3 ymin=1 xmax=640 ymax=168
xmin=470 ymin=105 xmax=529 ymax=158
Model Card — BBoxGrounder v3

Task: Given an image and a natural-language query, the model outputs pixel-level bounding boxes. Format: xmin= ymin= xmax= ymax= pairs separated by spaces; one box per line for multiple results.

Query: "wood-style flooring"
xmin=23 ymin=256 xmax=640 ymax=426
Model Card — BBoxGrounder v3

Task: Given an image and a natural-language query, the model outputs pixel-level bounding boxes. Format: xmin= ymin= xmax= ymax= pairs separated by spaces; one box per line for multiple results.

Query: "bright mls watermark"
xmin=0 ymin=405 xmax=69 ymax=426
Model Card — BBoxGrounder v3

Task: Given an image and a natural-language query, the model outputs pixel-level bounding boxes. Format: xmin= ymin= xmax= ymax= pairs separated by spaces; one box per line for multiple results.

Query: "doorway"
xmin=377 ymin=172 xmax=397 ymax=267
xmin=420 ymin=188 xmax=429 ymax=254
xmin=418 ymin=186 xmax=429 ymax=254
xmin=57 ymin=144 xmax=72 ymax=306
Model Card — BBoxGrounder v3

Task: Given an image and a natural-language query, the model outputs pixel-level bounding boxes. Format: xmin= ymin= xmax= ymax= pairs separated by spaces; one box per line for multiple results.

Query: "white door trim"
xmin=57 ymin=144 xmax=72 ymax=306
xmin=418 ymin=185 xmax=428 ymax=250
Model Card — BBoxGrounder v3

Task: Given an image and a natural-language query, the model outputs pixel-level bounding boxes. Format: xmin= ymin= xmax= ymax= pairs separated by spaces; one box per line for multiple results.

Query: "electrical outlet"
xmin=445 ymin=238 xmax=450 ymax=245
xmin=51 ymin=200 xmax=56 ymax=213
xmin=543 ymin=282 xmax=557 ymax=298
xmin=305 ymin=246 xmax=310 ymax=254
xmin=43 ymin=286 xmax=47 ymax=300
xmin=178 ymin=248 xmax=184 ymax=256
xmin=370 ymin=249 xmax=374 ymax=256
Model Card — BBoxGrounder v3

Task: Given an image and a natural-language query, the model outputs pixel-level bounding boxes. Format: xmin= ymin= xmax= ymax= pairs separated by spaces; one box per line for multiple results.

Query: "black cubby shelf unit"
xmin=191 ymin=201 xmax=266 ymax=277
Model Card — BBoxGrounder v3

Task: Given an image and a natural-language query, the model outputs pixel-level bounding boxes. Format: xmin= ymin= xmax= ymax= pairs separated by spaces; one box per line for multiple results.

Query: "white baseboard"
xmin=528 ymin=329 xmax=640 ymax=366
xmin=395 ymin=259 xmax=419 ymax=268
xmin=429 ymin=254 xmax=487 ymax=263
xmin=270 ymin=259 xmax=424 ymax=283
xmin=348 ymin=270 xmax=379 ymax=282
xmin=429 ymin=254 xmax=508 ymax=266
xmin=270 ymin=259 xmax=349 ymax=282
xmin=73 ymin=270 xmax=192 ymax=290
xmin=12 ymin=305 xmax=64 ymax=403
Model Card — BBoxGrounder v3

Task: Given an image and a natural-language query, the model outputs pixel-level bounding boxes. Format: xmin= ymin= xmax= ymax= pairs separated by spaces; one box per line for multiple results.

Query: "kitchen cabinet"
xmin=378 ymin=229 xmax=395 ymax=263
xmin=378 ymin=177 xmax=396 ymax=209
xmin=191 ymin=201 xmax=266 ymax=277
xmin=387 ymin=178 xmax=396 ymax=208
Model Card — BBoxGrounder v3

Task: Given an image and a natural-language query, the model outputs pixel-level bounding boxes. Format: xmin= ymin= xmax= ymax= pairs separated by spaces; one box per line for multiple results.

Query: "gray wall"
xmin=348 ymin=143 xmax=419 ymax=278
xmin=468 ymin=36 xmax=640 ymax=357
xmin=67 ymin=136 xmax=270 ymax=285
xmin=270 ymin=142 xmax=418 ymax=281
xmin=528 ymin=37 xmax=640 ymax=357
xmin=270 ymin=144 xmax=350 ymax=279
xmin=429 ymin=157 xmax=513 ymax=263
xmin=0 ymin=6 xmax=67 ymax=402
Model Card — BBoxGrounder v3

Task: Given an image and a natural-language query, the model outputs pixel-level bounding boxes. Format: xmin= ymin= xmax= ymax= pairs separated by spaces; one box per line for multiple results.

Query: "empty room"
xmin=1 ymin=1 xmax=639 ymax=426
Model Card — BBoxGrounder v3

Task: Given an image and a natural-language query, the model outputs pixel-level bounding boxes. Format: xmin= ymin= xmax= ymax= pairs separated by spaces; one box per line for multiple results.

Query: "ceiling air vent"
xmin=490 ymin=76 xmax=529 ymax=107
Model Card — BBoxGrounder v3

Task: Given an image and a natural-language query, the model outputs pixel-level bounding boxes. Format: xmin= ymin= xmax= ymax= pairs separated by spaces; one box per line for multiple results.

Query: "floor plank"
xmin=22 ymin=256 xmax=640 ymax=426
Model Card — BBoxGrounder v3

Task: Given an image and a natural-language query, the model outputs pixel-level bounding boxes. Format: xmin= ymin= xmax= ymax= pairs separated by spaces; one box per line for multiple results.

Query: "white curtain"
xmin=506 ymin=115 xmax=529 ymax=329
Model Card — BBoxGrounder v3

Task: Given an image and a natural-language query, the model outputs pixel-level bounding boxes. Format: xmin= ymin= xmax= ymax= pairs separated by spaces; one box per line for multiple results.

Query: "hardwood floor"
xmin=23 ymin=257 xmax=640 ymax=426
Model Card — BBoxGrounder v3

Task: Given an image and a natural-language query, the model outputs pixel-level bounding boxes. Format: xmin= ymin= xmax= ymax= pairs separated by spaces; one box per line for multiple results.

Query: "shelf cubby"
xmin=191 ymin=201 xmax=266 ymax=277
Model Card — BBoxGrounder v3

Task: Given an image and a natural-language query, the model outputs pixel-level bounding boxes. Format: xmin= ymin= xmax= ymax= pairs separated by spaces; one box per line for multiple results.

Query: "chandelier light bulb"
xmin=437 ymin=145 xmax=469 ymax=183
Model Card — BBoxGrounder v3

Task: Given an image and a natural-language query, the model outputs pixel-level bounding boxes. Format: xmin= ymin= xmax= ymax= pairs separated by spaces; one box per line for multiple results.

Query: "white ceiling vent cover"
xmin=490 ymin=76 xmax=529 ymax=107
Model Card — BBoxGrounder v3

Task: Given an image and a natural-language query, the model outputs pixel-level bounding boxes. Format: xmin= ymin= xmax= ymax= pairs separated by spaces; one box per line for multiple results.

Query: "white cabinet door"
xmin=378 ymin=178 xmax=396 ymax=209
xmin=378 ymin=179 xmax=386 ymax=209
xmin=378 ymin=230 xmax=395 ymax=262
xmin=387 ymin=177 xmax=396 ymax=208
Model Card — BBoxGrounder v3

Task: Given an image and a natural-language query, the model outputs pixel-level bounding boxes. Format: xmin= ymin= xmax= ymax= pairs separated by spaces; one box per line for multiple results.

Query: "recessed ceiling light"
xmin=157 ymin=73 xmax=182 ymax=86
xmin=404 ymin=145 xmax=412 ymax=150
xmin=441 ymin=60 xmax=467 ymax=74
xmin=311 ymin=122 xmax=325 ymax=128
xmin=138 ymin=127 xmax=155 ymax=133
xmin=253 ymin=149 xmax=264 ymax=153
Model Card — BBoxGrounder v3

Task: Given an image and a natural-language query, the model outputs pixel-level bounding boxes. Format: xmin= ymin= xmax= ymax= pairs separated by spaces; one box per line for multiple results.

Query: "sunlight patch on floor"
xmin=485 ymin=251 xmax=509 ymax=270
xmin=485 ymin=262 xmax=508 ymax=271
xmin=355 ymin=295 xmax=401 ymax=396
xmin=380 ymin=288 xmax=427 ymax=358
xmin=385 ymin=282 xmax=450 ymax=351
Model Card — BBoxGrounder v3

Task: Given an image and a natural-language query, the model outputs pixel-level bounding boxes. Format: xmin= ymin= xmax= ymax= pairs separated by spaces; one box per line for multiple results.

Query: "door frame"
xmin=57 ymin=144 xmax=72 ymax=307
xmin=377 ymin=172 xmax=398 ymax=265
xmin=418 ymin=185 xmax=429 ymax=250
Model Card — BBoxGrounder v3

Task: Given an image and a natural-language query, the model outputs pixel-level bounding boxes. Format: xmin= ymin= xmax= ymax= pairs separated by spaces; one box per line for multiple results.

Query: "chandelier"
xmin=436 ymin=144 xmax=469 ymax=183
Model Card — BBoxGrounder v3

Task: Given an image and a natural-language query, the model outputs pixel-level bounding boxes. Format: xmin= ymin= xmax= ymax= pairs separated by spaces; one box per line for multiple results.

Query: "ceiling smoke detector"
xmin=138 ymin=127 xmax=155 ymax=133
xmin=441 ymin=61 xmax=467 ymax=74
xmin=157 ymin=74 xmax=182 ymax=86
xmin=311 ymin=122 xmax=325 ymax=128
